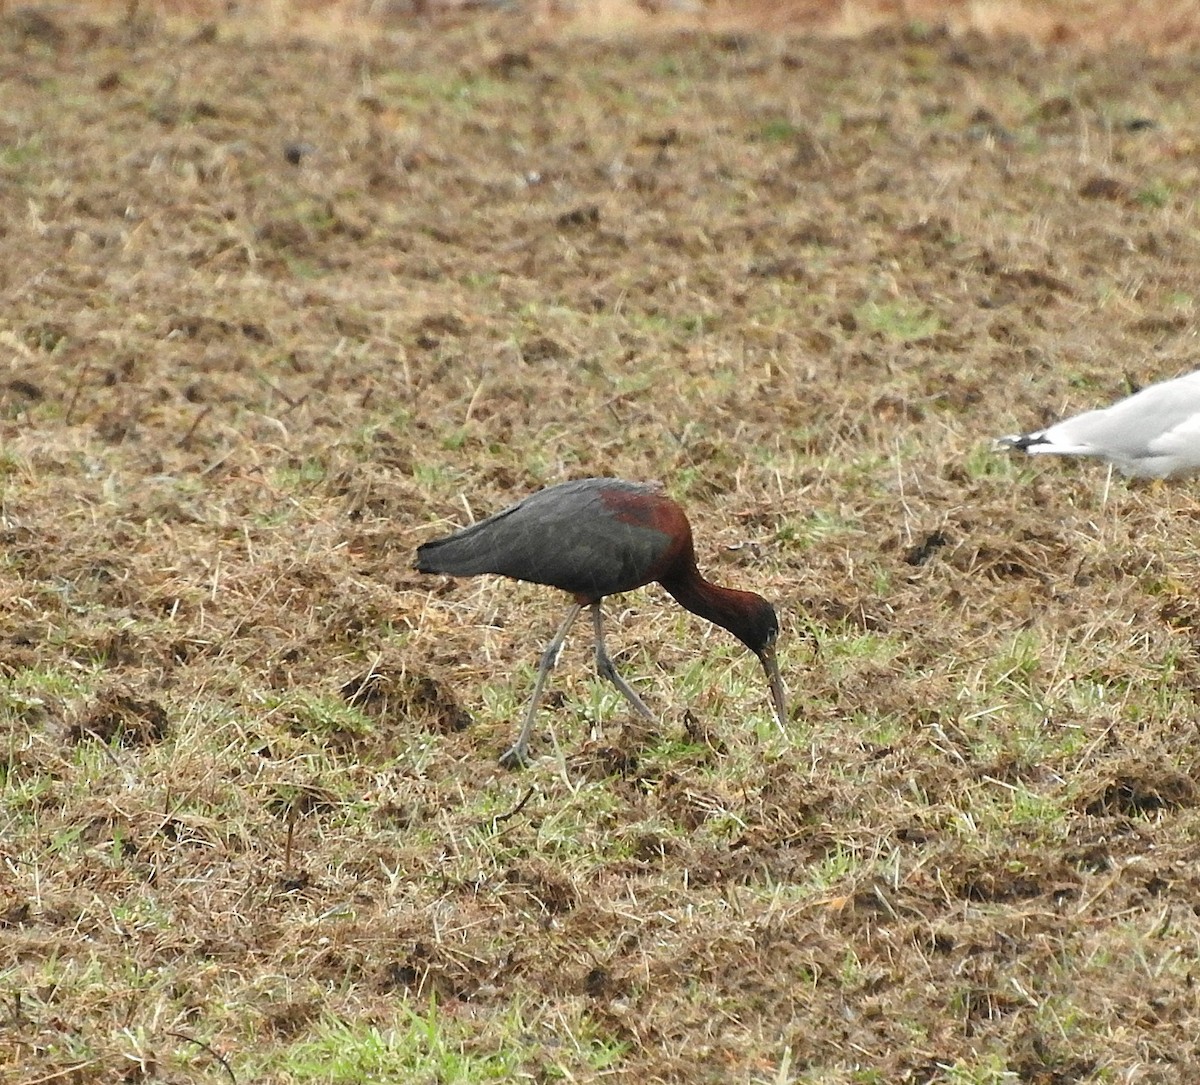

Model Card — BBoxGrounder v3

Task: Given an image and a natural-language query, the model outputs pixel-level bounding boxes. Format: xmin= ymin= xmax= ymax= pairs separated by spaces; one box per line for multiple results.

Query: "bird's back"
xmin=416 ymin=478 xmax=688 ymax=601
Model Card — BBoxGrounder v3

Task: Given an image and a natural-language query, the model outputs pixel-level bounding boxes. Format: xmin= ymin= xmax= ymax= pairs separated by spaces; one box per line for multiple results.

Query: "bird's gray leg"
xmin=499 ymin=602 xmax=584 ymax=769
xmin=590 ymin=603 xmax=655 ymax=722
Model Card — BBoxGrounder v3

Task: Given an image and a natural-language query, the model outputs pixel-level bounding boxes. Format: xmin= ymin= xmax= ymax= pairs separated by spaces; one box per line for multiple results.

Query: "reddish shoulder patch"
xmin=599 ymin=485 xmax=685 ymax=534
xmin=598 ymin=485 xmax=695 ymax=581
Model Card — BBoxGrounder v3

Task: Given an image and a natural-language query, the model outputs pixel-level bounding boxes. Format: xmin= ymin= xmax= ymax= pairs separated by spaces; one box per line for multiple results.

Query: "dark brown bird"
xmin=416 ymin=477 xmax=787 ymax=766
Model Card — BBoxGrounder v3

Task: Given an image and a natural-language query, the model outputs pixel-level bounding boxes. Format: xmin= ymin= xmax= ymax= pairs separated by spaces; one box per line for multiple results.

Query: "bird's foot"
xmin=498 ymin=742 xmax=531 ymax=770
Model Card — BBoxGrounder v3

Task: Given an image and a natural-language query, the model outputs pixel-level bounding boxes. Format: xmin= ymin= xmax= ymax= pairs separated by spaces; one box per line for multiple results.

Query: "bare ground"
xmin=4 ymin=4 xmax=1200 ymax=1084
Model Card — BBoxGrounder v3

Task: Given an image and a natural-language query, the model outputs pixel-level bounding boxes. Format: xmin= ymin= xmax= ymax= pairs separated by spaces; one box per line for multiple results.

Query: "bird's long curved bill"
xmin=757 ymin=644 xmax=788 ymax=737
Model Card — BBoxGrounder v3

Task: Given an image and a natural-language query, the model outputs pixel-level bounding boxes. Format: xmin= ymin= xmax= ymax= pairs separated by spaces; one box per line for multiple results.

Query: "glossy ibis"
xmin=997 ymin=369 xmax=1200 ymax=478
xmin=416 ymin=477 xmax=787 ymax=767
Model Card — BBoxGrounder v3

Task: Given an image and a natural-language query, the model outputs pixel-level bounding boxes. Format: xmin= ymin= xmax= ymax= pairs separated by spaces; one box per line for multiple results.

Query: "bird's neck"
xmin=660 ymin=566 xmax=761 ymax=649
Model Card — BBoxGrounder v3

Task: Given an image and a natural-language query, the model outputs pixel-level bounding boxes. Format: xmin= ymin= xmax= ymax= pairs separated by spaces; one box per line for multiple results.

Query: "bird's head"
xmin=737 ymin=598 xmax=788 ymax=734
xmin=735 ymin=596 xmax=779 ymax=655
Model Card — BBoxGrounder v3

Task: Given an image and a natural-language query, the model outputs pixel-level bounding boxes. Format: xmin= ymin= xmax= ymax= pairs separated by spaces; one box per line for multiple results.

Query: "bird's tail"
xmin=415 ymin=524 xmax=498 ymax=577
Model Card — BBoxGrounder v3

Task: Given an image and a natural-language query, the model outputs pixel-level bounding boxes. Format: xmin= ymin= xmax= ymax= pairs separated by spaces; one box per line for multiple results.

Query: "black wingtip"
xmin=996 ymin=432 xmax=1050 ymax=453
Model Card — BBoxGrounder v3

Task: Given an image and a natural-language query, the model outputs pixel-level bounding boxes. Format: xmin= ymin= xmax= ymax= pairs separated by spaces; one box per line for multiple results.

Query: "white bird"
xmin=996 ymin=370 xmax=1200 ymax=479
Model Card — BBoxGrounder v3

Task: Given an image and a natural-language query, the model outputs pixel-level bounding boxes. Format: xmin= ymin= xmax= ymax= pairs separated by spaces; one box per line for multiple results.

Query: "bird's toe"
xmin=498 ymin=743 xmax=531 ymax=770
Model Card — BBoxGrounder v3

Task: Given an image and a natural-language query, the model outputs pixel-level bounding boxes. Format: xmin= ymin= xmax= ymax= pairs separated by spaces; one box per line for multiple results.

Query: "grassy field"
xmin=4 ymin=3 xmax=1200 ymax=1083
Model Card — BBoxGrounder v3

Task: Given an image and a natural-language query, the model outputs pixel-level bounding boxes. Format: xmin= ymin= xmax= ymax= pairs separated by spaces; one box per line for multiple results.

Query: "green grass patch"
xmin=272 ymin=1007 xmax=519 ymax=1083
xmin=854 ymin=300 xmax=943 ymax=342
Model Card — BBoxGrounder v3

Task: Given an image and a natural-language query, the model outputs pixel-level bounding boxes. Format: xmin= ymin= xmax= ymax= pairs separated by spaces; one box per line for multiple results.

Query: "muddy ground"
xmin=4 ymin=5 xmax=1200 ymax=1083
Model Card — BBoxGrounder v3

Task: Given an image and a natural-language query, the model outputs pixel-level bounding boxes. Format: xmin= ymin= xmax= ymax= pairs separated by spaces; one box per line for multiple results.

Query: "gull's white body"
xmin=997 ymin=370 xmax=1200 ymax=479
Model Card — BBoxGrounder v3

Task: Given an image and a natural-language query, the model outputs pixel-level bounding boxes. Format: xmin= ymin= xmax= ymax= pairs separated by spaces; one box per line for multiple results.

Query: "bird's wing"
xmin=999 ymin=371 xmax=1200 ymax=475
xmin=417 ymin=479 xmax=673 ymax=599
xmin=1144 ymin=408 xmax=1200 ymax=475
xmin=1054 ymin=375 xmax=1200 ymax=457
xmin=997 ymin=407 xmax=1110 ymax=455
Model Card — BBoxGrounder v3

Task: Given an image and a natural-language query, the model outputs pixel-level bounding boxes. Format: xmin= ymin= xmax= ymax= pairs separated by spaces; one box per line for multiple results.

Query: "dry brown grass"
xmin=5 ymin=3 xmax=1200 ymax=1084
xmin=47 ymin=0 xmax=1200 ymax=49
